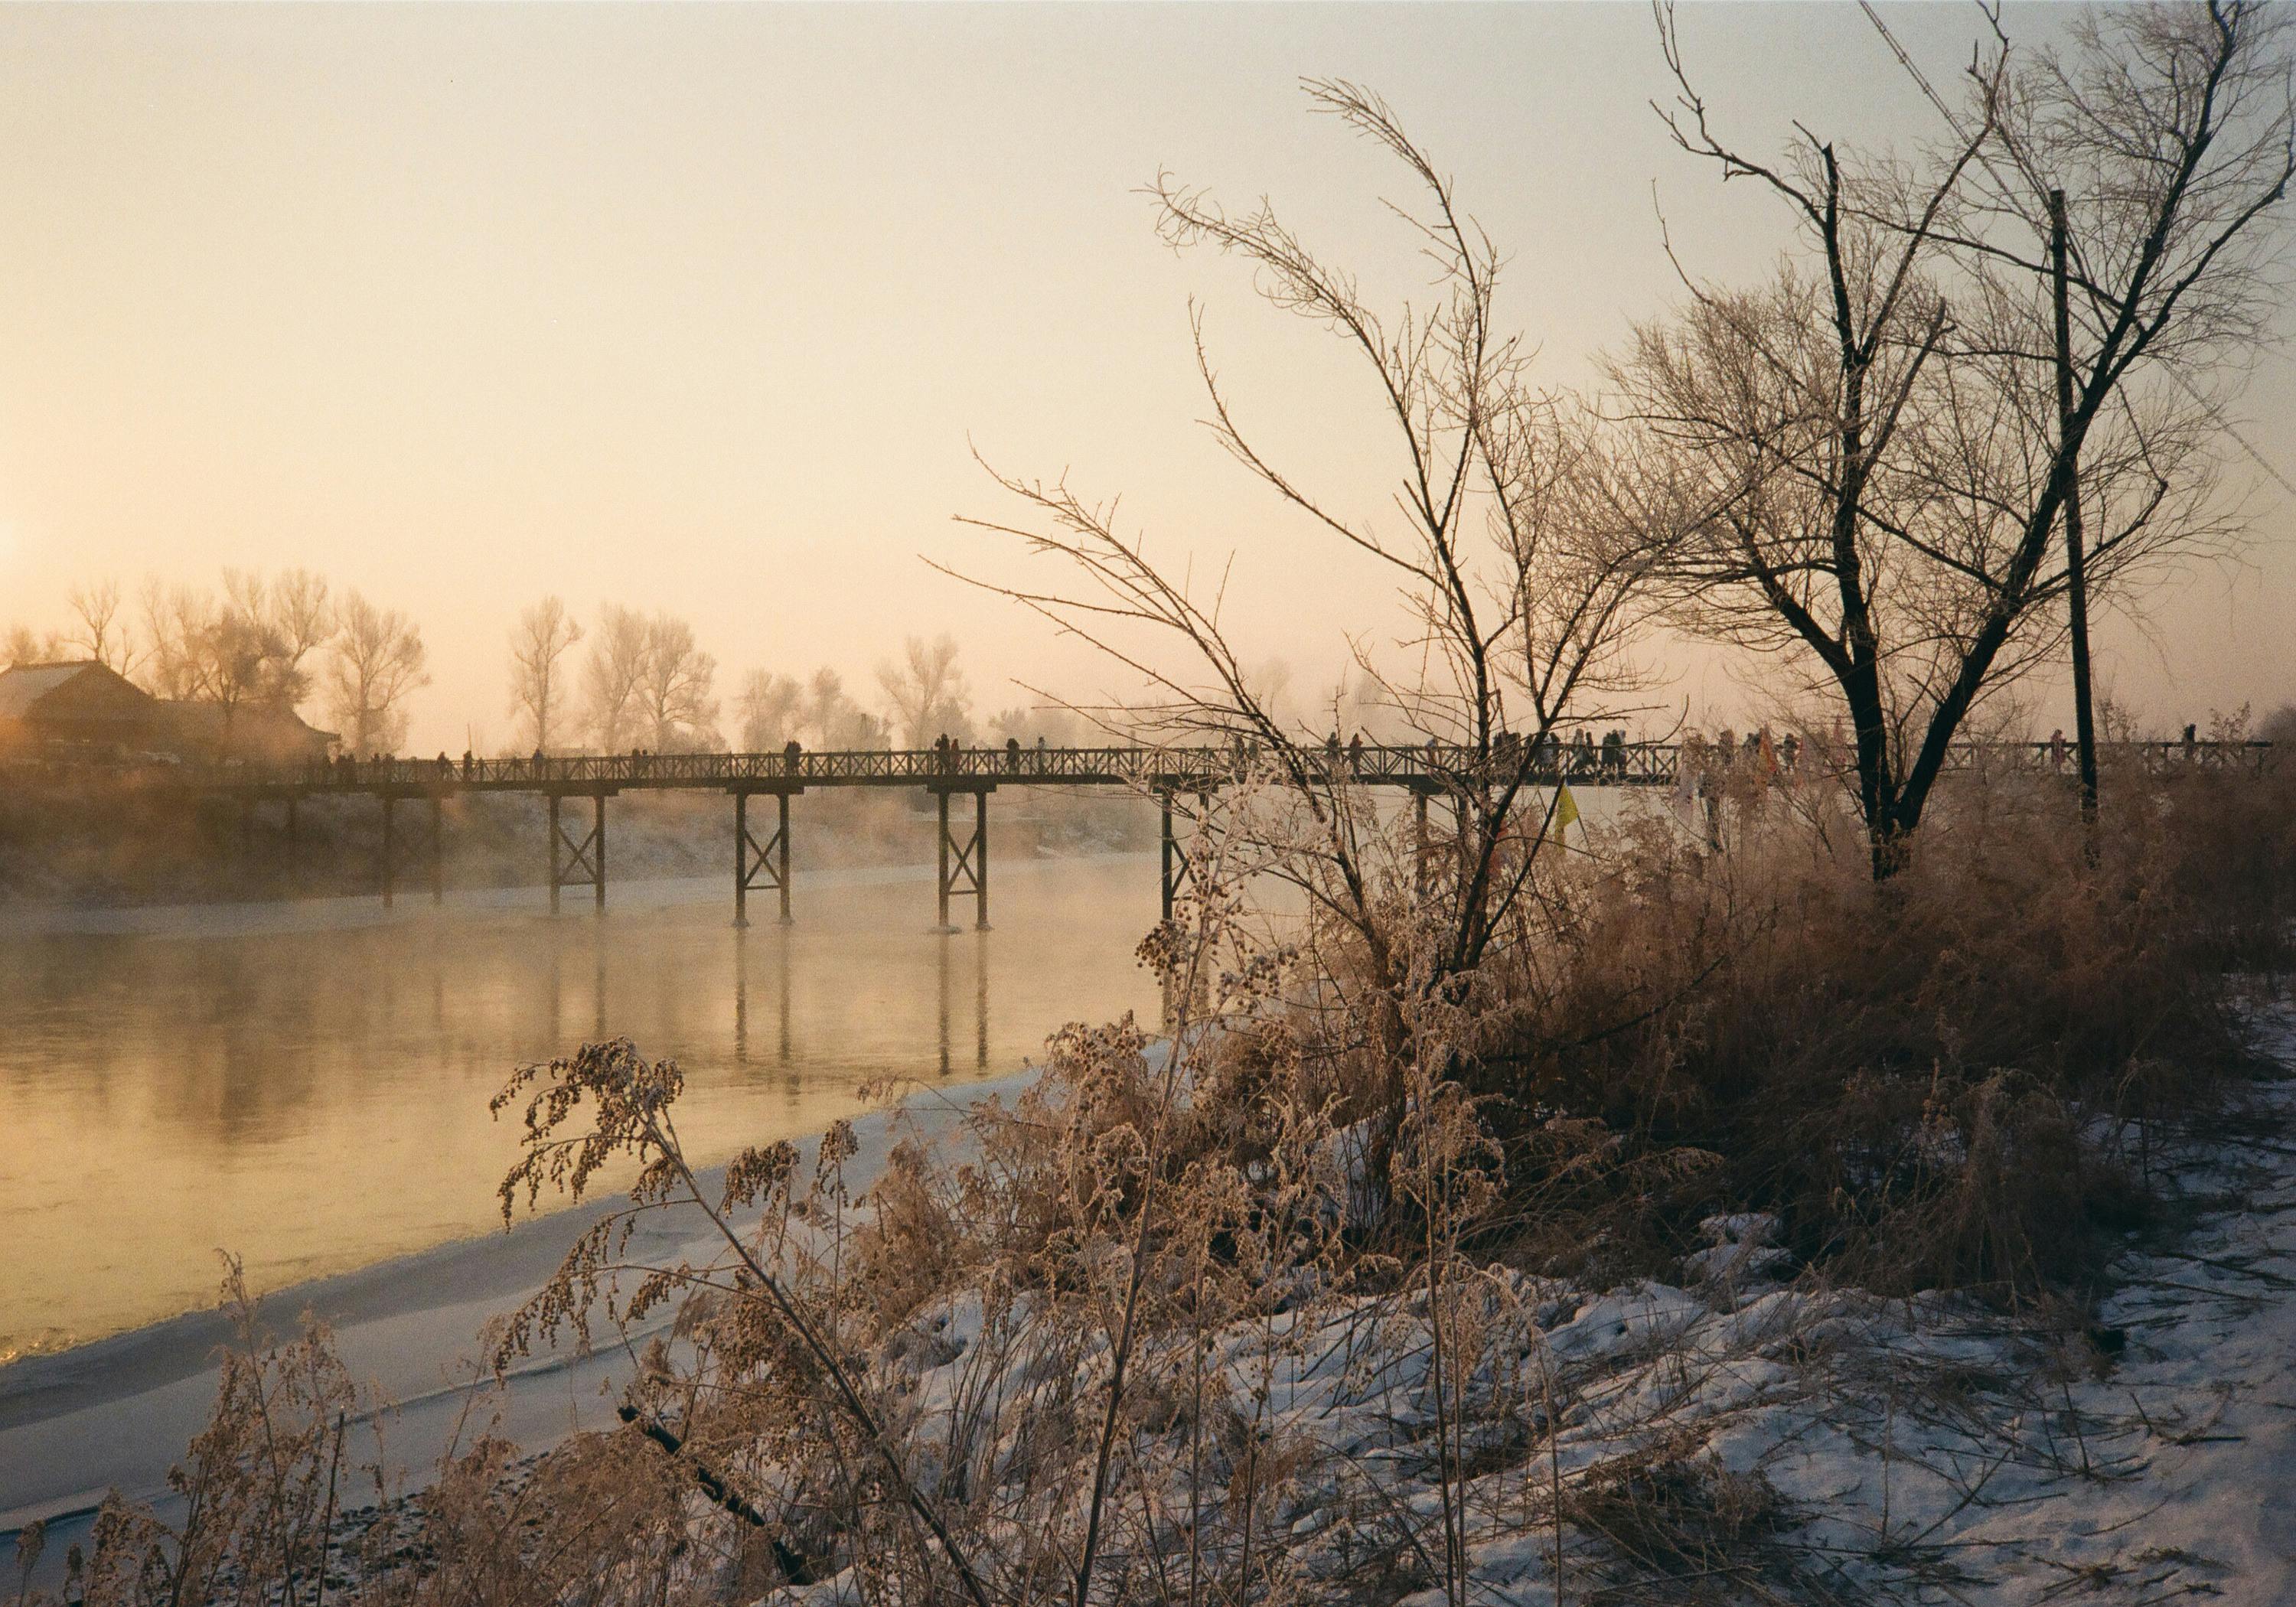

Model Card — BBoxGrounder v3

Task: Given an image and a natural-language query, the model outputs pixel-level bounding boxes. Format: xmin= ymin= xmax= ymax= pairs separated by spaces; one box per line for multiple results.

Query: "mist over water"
xmin=0 ymin=855 xmax=1162 ymax=1361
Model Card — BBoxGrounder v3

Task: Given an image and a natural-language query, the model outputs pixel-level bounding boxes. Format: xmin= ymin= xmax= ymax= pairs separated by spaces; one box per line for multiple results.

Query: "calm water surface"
xmin=0 ymin=856 xmax=1162 ymax=1361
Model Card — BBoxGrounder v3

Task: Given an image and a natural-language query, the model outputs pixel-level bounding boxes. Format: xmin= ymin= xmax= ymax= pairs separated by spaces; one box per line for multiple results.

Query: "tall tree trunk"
xmin=2051 ymin=190 xmax=2100 ymax=832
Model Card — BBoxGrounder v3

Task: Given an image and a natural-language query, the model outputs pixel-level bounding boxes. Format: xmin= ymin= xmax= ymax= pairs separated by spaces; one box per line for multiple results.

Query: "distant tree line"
xmin=502 ymin=598 xmax=1082 ymax=758
xmin=2 ymin=570 xmax=429 ymax=753
xmin=6 ymin=569 xmax=1105 ymax=761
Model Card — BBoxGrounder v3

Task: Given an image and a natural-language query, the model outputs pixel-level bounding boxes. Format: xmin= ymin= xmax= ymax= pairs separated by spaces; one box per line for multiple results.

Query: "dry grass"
xmin=1465 ymin=758 xmax=2293 ymax=1301
xmin=36 ymin=758 xmax=2295 ymax=1607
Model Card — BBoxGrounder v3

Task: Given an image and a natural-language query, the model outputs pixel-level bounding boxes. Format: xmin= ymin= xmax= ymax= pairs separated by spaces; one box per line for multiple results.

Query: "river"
xmin=0 ymin=853 xmax=1163 ymax=1364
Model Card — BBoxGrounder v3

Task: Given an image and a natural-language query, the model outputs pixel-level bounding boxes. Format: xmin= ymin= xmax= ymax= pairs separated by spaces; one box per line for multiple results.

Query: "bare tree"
xmin=135 ymin=581 xmax=205 ymax=699
xmin=1625 ymin=0 xmax=2293 ymax=875
xmin=633 ymin=612 xmax=720 ymax=751
xmin=877 ymin=633 xmax=971 ymax=747
xmin=987 ymin=702 xmax=1086 ymax=746
xmin=132 ymin=570 xmax=337 ymax=729
xmin=326 ymin=592 xmax=429 ymax=753
xmin=798 ymin=666 xmax=883 ymax=749
xmin=507 ymin=596 xmax=584 ymax=753
xmin=580 ymin=605 xmax=651 ymax=752
xmin=263 ymin=569 xmax=335 ymax=707
xmin=962 ymin=78 xmax=1660 ymax=1074
xmin=2 ymin=623 xmax=64 ymax=668
xmin=954 ymin=89 xmax=1671 ymax=1605
xmin=734 ymin=669 xmax=804 ymax=749
xmin=65 ymin=579 xmax=129 ymax=670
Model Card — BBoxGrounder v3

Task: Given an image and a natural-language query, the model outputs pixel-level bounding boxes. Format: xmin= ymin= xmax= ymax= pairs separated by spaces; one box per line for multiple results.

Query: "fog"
xmin=1 ymin=3 xmax=2290 ymax=751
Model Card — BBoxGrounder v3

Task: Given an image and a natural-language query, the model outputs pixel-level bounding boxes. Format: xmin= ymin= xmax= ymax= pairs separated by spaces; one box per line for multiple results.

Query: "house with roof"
xmin=0 ymin=660 xmax=162 ymax=758
xmin=0 ymin=659 xmax=337 ymax=764
xmin=159 ymin=697 xmax=341 ymax=764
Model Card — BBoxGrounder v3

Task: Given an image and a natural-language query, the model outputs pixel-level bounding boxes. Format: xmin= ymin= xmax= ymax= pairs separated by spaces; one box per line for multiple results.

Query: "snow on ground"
xmin=1369 ymin=1009 xmax=2296 ymax=1604
xmin=774 ymin=1004 xmax=2296 ymax=1606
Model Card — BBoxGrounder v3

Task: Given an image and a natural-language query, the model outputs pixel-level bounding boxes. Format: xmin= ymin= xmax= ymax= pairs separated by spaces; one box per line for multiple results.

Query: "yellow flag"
xmin=1551 ymin=783 xmax=1580 ymax=846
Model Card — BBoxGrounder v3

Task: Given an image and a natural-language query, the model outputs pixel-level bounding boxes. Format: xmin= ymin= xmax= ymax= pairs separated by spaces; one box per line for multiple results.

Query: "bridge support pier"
xmin=380 ymin=792 xmax=445 ymax=908
xmin=547 ymin=791 xmax=608 ymax=913
xmin=733 ymin=787 xmax=795 ymax=927
xmin=933 ymin=784 xmax=990 ymax=932
xmin=1159 ymin=791 xmax=1201 ymax=921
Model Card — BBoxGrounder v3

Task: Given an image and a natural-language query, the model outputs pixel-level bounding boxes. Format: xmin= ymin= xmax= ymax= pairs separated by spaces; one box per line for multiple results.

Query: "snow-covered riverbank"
xmin=752 ymin=1004 xmax=2296 ymax=1607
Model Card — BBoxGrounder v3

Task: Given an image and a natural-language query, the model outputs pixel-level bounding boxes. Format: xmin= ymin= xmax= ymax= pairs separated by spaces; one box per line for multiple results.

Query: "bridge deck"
xmin=0 ymin=738 xmax=2270 ymax=798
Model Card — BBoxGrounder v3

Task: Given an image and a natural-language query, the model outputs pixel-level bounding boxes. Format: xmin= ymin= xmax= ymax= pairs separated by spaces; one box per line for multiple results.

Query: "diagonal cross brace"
xmin=547 ymin=792 xmax=608 ymax=912
xmin=733 ymin=789 xmax=795 ymax=926
xmin=934 ymin=785 xmax=991 ymax=931
xmin=378 ymin=792 xmax=447 ymax=908
xmin=1159 ymin=790 xmax=1207 ymax=921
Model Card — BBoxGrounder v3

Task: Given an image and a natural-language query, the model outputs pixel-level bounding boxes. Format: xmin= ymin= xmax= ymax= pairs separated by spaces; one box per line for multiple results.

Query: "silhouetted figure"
xmin=1006 ymin=735 xmax=1021 ymax=771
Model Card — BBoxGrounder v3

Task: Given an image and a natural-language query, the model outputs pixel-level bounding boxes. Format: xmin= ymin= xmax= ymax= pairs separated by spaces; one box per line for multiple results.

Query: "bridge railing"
xmin=0 ymin=738 xmax=2271 ymax=794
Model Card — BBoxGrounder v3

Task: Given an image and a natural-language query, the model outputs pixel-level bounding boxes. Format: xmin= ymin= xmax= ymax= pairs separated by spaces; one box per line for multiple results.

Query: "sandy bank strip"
xmin=0 ymin=1059 xmax=1040 ymax=1539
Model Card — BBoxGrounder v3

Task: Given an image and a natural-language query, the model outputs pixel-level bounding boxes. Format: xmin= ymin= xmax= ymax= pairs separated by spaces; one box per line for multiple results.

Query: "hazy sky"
xmin=2 ymin=3 xmax=2288 ymax=751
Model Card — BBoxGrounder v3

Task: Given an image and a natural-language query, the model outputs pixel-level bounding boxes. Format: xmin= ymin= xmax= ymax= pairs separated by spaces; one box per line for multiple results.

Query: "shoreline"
xmin=0 ymin=1058 xmax=1039 ymax=1542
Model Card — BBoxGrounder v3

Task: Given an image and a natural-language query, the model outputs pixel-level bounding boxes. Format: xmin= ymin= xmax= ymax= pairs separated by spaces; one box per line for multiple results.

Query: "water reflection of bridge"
xmin=538 ymin=900 xmax=993 ymax=1082
xmin=18 ymin=739 xmax=2270 ymax=927
xmin=728 ymin=927 xmax=990 ymax=1081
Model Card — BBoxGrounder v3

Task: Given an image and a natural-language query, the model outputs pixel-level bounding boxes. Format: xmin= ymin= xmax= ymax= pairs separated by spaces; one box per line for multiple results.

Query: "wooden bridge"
xmin=6 ymin=738 xmax=2268 ymax=927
